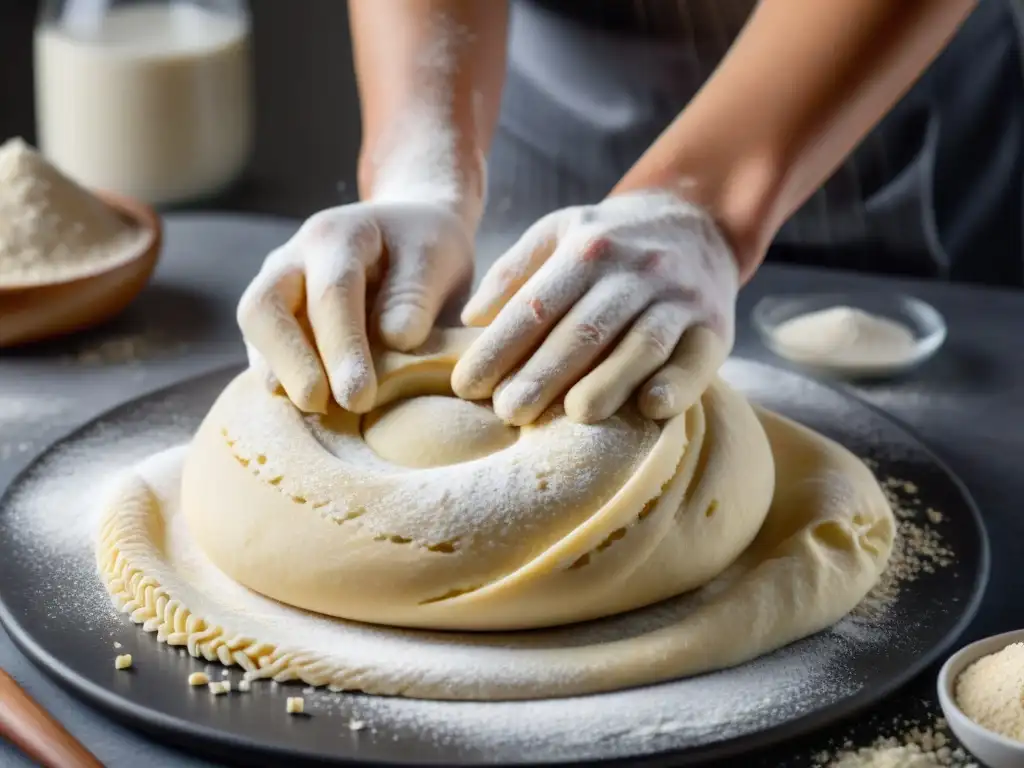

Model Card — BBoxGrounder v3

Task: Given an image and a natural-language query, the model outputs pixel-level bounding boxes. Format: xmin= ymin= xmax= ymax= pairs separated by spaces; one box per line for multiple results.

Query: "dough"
xmin=96 ymin=328 xmax=896 ymax=699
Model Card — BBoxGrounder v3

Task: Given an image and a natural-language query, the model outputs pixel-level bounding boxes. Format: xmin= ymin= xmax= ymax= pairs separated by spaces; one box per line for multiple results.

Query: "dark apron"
xmin=477 ymin=0 xmax=1024 ymax=288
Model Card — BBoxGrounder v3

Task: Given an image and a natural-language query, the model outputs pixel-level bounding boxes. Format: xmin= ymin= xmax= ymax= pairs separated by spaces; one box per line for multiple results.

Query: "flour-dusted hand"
xmin=238 ymin=201 xmax=474 ymax=415
xmin=452 ymin=191 xmax=739 ymax=425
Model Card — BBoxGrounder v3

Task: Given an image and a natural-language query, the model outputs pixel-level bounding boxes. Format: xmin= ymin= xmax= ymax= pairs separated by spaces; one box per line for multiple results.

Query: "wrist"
xmin=358 ymin=121 xmax=487 ymax=233
xmin=612 ymin=147 xmax=784 ymax=285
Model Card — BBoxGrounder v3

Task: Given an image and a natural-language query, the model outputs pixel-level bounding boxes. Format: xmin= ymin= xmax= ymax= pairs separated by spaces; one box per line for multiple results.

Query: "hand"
xmin=452 ymin=190 xmax=738 ymax=425
xmin=238 ymin=201 xmax=474 ymax=414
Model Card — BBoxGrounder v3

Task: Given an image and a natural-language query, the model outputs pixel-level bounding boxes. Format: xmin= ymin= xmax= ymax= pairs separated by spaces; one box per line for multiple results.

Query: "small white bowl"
xmin=937 ymin=629 xmax=1024 ymax=768
xmin=751 ymin=292 xmax=947 ymax=380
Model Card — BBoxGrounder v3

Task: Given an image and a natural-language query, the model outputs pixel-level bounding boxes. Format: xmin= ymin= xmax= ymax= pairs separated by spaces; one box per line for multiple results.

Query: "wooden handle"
xmin=0 ymin=670 xmax=103 ymax=768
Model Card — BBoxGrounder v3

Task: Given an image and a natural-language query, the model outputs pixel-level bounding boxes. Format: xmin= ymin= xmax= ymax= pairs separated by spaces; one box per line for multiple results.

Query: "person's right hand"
xmin=237 ymin=201 xmax=474 ymax=415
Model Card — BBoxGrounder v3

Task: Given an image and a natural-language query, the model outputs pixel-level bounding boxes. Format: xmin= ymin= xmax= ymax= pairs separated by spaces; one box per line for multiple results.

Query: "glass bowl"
xmin=751 ymin=292 xmax=947 ymax=380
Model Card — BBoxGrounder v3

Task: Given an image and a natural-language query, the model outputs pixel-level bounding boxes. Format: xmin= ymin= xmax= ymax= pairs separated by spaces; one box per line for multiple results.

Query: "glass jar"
xmin=34 ymin=0 xmax=254 ymax=207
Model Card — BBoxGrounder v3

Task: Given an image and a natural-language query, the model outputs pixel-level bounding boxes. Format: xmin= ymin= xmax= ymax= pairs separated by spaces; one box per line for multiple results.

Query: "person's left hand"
xmin=451 ymin=190 xmax=739 ymax=425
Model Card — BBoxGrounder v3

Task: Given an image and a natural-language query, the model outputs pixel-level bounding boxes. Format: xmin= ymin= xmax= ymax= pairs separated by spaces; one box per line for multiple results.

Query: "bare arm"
xmin=348 ymin=0 xmax=509 ymax=222
xmin=613 ymin=0 xmax=977 ymax=281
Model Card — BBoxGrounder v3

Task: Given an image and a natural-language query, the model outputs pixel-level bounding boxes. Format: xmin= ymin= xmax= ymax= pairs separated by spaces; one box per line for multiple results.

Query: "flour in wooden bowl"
xmin=0 ymin=137 xmax=147 ymax=287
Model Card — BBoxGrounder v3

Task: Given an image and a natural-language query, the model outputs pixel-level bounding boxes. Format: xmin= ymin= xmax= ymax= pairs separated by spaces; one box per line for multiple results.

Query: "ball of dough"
xmin=181 ymin=328 xmax=777 ymax=631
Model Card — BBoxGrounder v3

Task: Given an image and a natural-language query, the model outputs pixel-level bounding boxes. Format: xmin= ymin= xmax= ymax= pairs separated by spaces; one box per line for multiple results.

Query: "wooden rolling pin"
xmin=0 ymin=669 xmax=102 ymax=767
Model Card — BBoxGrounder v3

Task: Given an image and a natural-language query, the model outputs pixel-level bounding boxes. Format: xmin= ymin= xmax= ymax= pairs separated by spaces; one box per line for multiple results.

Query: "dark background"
xmin=1 ymin=0 xmax=363 ymax=218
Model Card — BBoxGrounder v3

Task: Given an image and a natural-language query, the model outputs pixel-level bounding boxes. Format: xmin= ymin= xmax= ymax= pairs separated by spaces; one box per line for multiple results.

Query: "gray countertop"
xmin=1 ymin=213 xmax=1021 ymax=767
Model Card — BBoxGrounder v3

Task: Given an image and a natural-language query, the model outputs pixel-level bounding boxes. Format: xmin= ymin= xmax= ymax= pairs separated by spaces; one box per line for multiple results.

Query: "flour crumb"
xmin=238 ymin=679 xmax=251 ymax=692
xmin=348 ymin=719 xmax=367 ymax=732
xmin=0 ymin=137 xmax=146 ymax=286
xmin=286 ymin=697 xmax=305 ymax=715
xmin=817 ymin=714 xmax=978 ymax=767
xmin=955 ymin=641 xmax=1024 ymax=742
xmin=209 ymin=680 xmax=230 ymax=695
xmin=113 ymin=641 xmax=121 ymax=649
xmin=114 ymin=654 xmax=132 ymax=670
xmin=188 ymin=672 xmax=209 ymax=686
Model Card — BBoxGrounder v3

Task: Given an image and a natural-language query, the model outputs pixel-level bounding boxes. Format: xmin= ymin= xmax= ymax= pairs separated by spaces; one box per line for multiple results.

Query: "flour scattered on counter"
xmin=0 ymin=392 xmax=74 ymax=465
xmin=0 ymin=392 xmax=71 ymax=426
xmin=0 ymin=137 xmax=146 ymax=286
xmin=63 ymin=330 xmax=188 ymax=366
xmin=817 ymin=714 xmax=978 ymax=767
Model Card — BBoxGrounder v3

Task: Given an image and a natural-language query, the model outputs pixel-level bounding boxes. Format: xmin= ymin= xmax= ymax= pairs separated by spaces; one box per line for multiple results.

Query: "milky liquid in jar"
xmin=34 ymin=2 xmax=253 ymax=206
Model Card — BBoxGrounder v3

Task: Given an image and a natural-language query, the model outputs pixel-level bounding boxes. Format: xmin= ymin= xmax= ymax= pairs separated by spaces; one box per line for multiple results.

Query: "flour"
xmin=63 ymin=329 xmax=188 ymax=366
xmin=770 ymin=306 xmax=919 ymax=372
xmin=0 ymin=389 xmax=73 ymax=464
xmin=818 ymin=715 xmax=978 ymax=768
xmin=0 ymin=390 xmax=72 ymax=431
xmin=0 ymin=137 xmax=147 ymax=286
xmin=955 ymin=641 xmax=1024 ymax=742
xmin=368 ymin=13 xmax=484 ymax=228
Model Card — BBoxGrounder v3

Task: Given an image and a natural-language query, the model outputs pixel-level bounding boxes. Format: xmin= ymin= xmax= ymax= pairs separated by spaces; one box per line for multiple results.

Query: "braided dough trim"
xmin=97 ymin=476 xmax=392 ymax=690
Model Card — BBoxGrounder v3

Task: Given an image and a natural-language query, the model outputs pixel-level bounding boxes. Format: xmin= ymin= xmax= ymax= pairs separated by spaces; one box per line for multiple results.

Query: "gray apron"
xmin=479 ymin=0 xmax=1024 ymax=287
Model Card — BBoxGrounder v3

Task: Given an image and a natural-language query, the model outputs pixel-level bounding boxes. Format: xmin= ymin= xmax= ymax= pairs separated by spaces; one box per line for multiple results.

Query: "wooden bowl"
xmin=0 ymin=191 xmax=163 ymax=348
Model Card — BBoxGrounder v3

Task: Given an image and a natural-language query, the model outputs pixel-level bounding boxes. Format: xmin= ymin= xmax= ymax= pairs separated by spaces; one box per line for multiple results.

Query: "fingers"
xmin=306 ymin=254 xmax=378 ymax=414
xmin=492 ymin=277 xmax=653 ymax=425
xmin=461 ymin=214 xmax=561 ymax=326
xmin=451 ymin=243 xmax=592 ymax=401
xmin=375 ymin=228 xmax=473 ymax=351
xmin=563 ymin=302 xmax=693 ymax=423
xmin=638 ymin=325 xmax=728 ymax=420
xmin=237 ymin=252 xmax=330 ymax=414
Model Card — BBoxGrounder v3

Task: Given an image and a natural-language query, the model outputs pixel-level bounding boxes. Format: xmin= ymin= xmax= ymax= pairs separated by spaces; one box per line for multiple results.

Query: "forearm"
xmin=613 ymin=0 xmax=976 ymax=281
xmin=349 ymin=0 xmax=508 ymax=223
